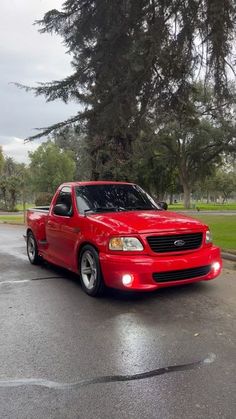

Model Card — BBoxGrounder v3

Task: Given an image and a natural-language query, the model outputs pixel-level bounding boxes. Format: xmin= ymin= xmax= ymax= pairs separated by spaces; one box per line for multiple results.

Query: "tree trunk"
xmin=3 ymin=190 xmax=7 ymax=210
xmin=182 ymin=182 xmax=191 ymax=209
xmin=9 ymin=191 xmax=16 ymax=211
xmin=179 ymin=162 xmax=192 ymax=209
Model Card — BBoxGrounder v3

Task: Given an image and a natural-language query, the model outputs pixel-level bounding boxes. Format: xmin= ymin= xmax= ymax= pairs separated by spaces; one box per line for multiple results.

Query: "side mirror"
xmin=158 ymin=201 xmax=168 ymax=211
xmin=53 ymin=203 xmax=71 ymax=216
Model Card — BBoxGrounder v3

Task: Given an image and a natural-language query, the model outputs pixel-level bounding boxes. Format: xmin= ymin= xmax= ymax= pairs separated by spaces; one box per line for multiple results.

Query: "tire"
xmin=79 ymin=245 xmax=105 ymax=297
xmin=27 ymin=231 xmax=41 ymax=265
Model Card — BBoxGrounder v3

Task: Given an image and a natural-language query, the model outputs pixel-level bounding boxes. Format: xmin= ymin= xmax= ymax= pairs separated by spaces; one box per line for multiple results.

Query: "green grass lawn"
xmin=193 ymin=215 xmax=236 ymax=251
xmin=169 ymin=202 xmax=236 ymax=211
xmin=0 ymin=215 xmax=24 ymax=224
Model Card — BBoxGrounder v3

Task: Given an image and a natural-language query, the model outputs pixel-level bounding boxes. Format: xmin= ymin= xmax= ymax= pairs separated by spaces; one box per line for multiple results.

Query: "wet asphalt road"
xmin=0 ymin=224 xmax=235 ymax=419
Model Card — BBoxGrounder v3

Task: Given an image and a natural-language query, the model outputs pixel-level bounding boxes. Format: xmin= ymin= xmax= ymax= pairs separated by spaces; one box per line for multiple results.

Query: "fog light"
xmin=122 ymin=274 xmax=133 ymax=286
xmin=212 ymin=262 xmax=221 ymax=273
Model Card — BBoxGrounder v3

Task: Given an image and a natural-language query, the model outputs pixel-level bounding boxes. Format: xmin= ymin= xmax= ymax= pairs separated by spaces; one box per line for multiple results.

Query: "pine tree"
xmin=21 ymin=0 xmax=236 ymax=179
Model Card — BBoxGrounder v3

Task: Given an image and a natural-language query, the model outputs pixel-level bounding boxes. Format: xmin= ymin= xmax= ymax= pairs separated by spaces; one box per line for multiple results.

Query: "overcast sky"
xmin=0 ymin=0 xmax=78 ymax=163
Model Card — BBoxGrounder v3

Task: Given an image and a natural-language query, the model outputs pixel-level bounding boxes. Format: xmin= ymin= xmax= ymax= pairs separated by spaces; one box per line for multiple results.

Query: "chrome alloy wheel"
xmin=26 ymin=231 xmax=41 ymax=265
xmin=81 ymin=250 xmax=98 ymax=290
xmin=27 ymin=234 xmax=36 ymax=263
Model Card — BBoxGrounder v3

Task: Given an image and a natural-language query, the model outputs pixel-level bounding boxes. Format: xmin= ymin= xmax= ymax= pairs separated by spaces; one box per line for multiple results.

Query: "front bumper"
xmin=99 ymin=246 xmax=222 ymax=291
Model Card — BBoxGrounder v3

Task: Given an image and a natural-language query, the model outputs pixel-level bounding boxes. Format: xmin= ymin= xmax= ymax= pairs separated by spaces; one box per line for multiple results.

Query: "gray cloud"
xmin=0 ymin=0 xmax=78 ymax=162
xmin=0 ymin=136 xmax=40 ymax=164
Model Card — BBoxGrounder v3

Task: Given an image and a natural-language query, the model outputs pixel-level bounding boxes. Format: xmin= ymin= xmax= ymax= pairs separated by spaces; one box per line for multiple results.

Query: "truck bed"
xmin=28 ymin=206 xmax=50 ymax=213
xmin=27 ymin=207 xmax=49 ymax=242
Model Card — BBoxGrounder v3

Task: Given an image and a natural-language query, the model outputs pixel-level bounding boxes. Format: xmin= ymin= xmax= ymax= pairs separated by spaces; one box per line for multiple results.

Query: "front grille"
xmin=147 ymin=233 xmax=203 ymax=253
xmin=153 ymin=265 xmax=211 ymax=283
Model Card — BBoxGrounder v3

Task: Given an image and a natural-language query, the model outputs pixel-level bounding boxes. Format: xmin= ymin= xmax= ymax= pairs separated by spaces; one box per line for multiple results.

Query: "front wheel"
xmin=79 ymin=245 xmax=105 ymax=297
xmin=27 ymin=231 xmax=41 ymax=265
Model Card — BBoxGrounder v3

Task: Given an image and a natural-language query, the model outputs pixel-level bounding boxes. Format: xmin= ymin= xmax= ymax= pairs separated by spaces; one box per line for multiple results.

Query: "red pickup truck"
xmin=26 ymin=181 xmax=222 ymax=296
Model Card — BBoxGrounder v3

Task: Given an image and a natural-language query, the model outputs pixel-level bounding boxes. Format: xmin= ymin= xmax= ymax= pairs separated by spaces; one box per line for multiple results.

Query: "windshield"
xmin=75 ymin=184 xmax=160 ymax=214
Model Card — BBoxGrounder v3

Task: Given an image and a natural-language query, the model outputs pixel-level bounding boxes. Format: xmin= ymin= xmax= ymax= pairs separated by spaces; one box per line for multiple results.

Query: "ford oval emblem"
xmin=174 ymin=240 xmax=185 ymax=247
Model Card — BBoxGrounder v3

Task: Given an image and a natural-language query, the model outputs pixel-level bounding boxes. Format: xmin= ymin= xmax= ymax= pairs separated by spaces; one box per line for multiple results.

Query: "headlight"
xmin=205 ymin=230 xmax=212 ymax=244
xmin=109 ymin=237 xmax=144 ymax=251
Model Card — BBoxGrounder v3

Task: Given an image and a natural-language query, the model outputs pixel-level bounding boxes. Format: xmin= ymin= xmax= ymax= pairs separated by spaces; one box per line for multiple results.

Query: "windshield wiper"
xmin=124 ymin=206 xmax=159 ymax=211
xmin=84 ymin=207 xmax=125 ymax=214
xmin=84 ymin=206 xmax=159 ymax=214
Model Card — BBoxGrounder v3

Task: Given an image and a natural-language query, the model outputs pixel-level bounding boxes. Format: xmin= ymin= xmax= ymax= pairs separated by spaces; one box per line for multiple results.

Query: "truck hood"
xmin=89 ymin=210 xmax=206 ymax=234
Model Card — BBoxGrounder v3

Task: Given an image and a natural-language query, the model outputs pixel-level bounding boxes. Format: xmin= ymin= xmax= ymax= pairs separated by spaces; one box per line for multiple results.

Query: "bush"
xmin=35 ymin=192 xmax=53 ymax=206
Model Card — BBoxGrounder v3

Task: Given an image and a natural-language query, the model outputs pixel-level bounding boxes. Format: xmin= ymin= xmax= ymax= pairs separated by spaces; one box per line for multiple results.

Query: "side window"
xmin=54 ymin=186 xmax=73 ymax=216
xmin=76 ymin=188 xmax=91 ymax=214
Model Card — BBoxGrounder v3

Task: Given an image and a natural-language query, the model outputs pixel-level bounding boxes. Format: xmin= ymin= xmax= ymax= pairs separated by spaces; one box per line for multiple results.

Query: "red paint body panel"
xmin=26 ymin=182 xmax=222 ymax=291
xmin=100 ymin=246 xmax=221 ymax=290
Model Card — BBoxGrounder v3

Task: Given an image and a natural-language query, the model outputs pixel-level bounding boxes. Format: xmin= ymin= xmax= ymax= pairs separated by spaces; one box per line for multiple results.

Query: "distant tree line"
xmin=0 ymin=144 xmax=76 ymax=210
xmin=0 ymin=138 xmax=235 ymax=210
xmin=0 ymin=148 xmax=28 ymax=211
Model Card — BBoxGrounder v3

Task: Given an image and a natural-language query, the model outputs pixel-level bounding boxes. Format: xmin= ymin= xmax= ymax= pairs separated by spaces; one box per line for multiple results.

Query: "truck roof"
xmin=61 ymin=181 xmax=135 ymax=187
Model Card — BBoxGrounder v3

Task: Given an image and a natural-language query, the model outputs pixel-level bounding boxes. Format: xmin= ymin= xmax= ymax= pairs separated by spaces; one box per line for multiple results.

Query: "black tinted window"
xmin=75 ymin=184 xmax=159 ymax=214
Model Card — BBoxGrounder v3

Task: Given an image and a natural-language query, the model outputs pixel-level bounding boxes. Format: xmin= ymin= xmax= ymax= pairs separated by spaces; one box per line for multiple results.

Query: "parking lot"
xmin=0 ymin=224 xmax=235 ymax=419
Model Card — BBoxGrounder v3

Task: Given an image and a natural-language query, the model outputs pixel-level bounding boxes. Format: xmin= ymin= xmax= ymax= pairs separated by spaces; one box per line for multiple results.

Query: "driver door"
xmin=46 ymin=186 xmax=78 ymax=269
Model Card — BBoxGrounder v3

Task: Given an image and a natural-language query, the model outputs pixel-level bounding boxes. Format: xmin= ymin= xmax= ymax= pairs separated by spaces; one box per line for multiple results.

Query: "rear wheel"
xmin=79 ymin=245 xmax=105 ymax=297
xmin=27 ymin=231 xmax=41 ymax=265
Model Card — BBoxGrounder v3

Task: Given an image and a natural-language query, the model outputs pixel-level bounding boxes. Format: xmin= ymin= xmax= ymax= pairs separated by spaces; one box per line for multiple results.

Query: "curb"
xmin=222 ymin=252 xmax=236 ymax=262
